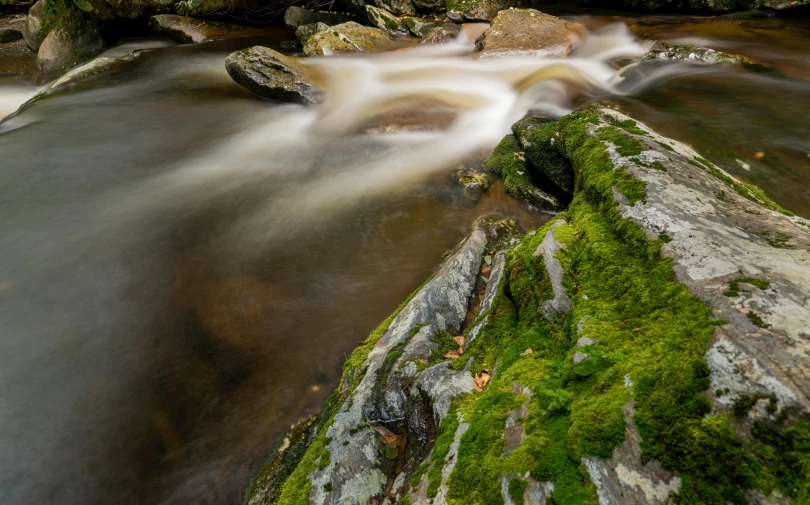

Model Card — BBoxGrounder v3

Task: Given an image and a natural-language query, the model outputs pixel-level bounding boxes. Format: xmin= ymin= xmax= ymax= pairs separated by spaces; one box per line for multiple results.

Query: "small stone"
xmin=225 ymin=46 xmax=322 ymax=104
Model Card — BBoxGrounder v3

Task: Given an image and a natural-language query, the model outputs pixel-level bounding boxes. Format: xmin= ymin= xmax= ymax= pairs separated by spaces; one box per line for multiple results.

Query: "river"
xmin=0 ymin=11 xmax=808 ymax=505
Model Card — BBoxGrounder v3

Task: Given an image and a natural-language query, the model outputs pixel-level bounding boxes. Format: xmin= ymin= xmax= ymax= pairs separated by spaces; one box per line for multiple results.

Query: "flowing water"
xmin=0 ymin=12 xmax=808 ymax=505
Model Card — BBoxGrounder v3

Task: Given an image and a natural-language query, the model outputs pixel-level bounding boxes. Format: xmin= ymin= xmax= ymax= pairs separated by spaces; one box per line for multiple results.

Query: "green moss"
xmin=603 ymin=114 xmax=647 ymax=136
xmin=323 ymin=481 xmax=332 ymax=492
xmin=723 ymin=277 xmax=770 ymax=297
xmin=657 ymin=141 xmax=675 ymax=152
xmin=411 ymin=461 xmax=429 ymax=488
xmin=732 ymin=392 xmax=777 ymax=417
xmin=512 ymin=117 xmax=575 ymax=195
xmin=427 ymin=409 xmax=462 ymax=498
xmin=397 ymin=496 xmax=411 ymax=505
xmin=41 ymin=0 xmax=86 ymax=37
xmin=508 ymin=478 xmax=528 ymax=505
xmin=486 ymin=135 xmax=560 ymax=209
xmin=629 ymin=157 xmax=666 ymax=171
xmin=747 ymin=311 xmax=770 ymax=328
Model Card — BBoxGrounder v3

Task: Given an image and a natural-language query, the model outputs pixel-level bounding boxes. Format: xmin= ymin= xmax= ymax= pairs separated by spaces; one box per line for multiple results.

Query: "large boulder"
xmin=283 ymin=6 xmax=353 ymax=28
xmin=476 ymin=8 xmax=584 ymax=58
xmin=225 ymin=46 xmax=322 ymax=104
xmin=148 ymin=14 xmax=269 ymax=44
xmin=36 ymin=22 xmax=104 ymax=79
xmin=23 ymin=0 xmax=46 ymax=50
xmin=244 ymin=107 xmax=810 ymax=505
xmin=303 ymin=21 xmax=393 ymax=57
xmin=445 ymin=0 xmax=517 ymax=22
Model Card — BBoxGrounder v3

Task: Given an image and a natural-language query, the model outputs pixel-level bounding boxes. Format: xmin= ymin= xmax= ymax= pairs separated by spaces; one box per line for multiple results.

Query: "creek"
xmin=0 ymin=12 xmax=808 ymax=505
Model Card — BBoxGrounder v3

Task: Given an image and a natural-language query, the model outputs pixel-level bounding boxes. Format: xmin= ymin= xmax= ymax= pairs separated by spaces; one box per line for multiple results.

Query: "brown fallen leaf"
xmin=443 ymin=349 xmax=462 ymax=359
xmin=374 ymin=425 xmax=405 ymax=460
xmin=520 ymin=348 xmax=533 ymax=357
xmin=453 ymin=336 xmax=465 ymax=347
xmin=481 ymin=264 xmax=492 ymax=275
xmin=473 ymin=370 xmax=491 ymax=392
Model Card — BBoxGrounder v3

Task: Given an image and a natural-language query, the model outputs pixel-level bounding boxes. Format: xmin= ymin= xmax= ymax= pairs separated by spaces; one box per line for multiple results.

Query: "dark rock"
xmin=0 ymin=29 xmax=23 ymax=44
xmin=283 ymin=6 xmax=353 ymax=28
xmin=302 ymin=21 xmax=394 ymax=57
xmin=419 ymin=23 xmax=460 ymax=44
xmin=476 ymin=8 xmax=584 ymax=58
xmin=225 ymin=46 xmax=321 ymax=104
xmin=412 ymin=0 xmax=446 ymax=11
xmin=486 ymin=134 xmax=563 ymax=210
xmin=512 ymin=116 xmax=575 ymax=197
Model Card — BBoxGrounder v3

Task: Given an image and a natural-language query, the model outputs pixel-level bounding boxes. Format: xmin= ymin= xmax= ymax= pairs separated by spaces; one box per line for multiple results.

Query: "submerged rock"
xmin=148 ymin=14 xmax=269 ymax=44
xmin=644 ymin=41 xmax=756 ymax=65
xmin=303 ymin=21 xmax=393 ymax=57
xmin=365 ymin=5 xmax=408 ymax=35
xmin=283 ymin=6 xmax=353 ymax=28
xmin=476 ymin=8 xmax=584 ymax=58
xmin=225 ymin=46 xmax=321 ymax=103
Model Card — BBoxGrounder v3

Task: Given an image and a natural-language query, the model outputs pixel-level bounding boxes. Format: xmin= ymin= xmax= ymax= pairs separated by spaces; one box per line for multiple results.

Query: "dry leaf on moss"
xmin=443 ymin=349 xmax=462 ymax=359
xmin=453 ymin=336 xmax=465 ymax=346
xmin=473 ymin=370 xmax=491 ymax=392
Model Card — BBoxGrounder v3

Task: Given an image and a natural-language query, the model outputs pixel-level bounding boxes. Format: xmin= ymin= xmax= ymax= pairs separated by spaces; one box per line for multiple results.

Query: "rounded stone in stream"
xmin=225 ymin=46 xmax=322 ymax=104
xmin=365 ymin=5 xmax=409 ymax=35
xmin=475 ymin=8 xmax=584 ymax=58
xmin=419 ymin=23 xmax=460 ymax=44
xmin=446 ymin=0 xmax=517 ymax=22
xmin=644 ymin=41 xmax=756 ymax=65
xmin=23 ymin=0 xmax=47 ymax=51
xmin=36 ymin=23 xmax=104 ymax=81
xmin=303 ymin=21 xmax=394 ymax=57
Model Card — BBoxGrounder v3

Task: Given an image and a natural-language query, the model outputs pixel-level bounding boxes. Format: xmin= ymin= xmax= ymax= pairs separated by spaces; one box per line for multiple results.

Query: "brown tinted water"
xmin=0 ymin=14 xmax=809 ymax=505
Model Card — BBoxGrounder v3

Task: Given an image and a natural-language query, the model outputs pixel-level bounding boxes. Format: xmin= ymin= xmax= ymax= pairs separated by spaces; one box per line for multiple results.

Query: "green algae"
xmin=723 ymin=277 xmax=770 ymax=297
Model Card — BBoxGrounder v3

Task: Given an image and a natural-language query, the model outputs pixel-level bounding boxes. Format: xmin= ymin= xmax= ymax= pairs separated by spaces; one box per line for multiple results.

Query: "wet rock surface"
xmin=225 ymin=46 xmax=322 ymax=103
xmin=644 ymin=41 xmax=756 ymax=64
xmin=303 ymin=21 xmax=394 ymax=56
xmin=476 ymin=8 xmax=584 ymax=58
xmin=446 ymin=0 xmax=517 ymax=22
xmin=419 ymin=23 xmax=461 ymax=44
xmin=283 ymin=6 xmax=354 ymax=28
xmin=365 ymin=5 xmax=409 ymax=35
xmin=36 ymin=23 xmax=104 ymax=80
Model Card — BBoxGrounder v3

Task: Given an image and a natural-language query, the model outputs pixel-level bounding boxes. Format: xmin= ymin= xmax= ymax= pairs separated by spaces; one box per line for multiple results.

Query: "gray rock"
xmin=476 ymin=8 xmax=584 ymax=58
xmin=0 ymin=29 xmax=23 ymax=44
xmin=446 ymin=0 xmax=518 ymax=22
xmin=303 ymin=21 xmax=394 ymax=57
xmin=572 ymin=336 xmax=597 ymax=364
xmin=644 ymin=41 xmax=756 ymax=65
xmin=419 ymin=23 xmax=461 ymax=44
xmin=36 ymin=23 xmax=104 ymax=80
xmin=400 ymin=16 xmax=443 ymax=37
xmin=532 ymin=225 xmax=573 ymax=320
xmin=374 ymin=0 xmax=416 ymax=16
xmin=295 ymin=22 xmax=329 ymax=44
xmin=283 ymin=6 xmax=353 ymax=28
xmin=225 ymin=46 xmax=321 ymax=104
xmin=365 ymin=5 xmax=408 ymax=36
xmin=23 ymin=0 xmax=46 ymax=51
xmin=148 ymin=14 xmax=269 ymax=44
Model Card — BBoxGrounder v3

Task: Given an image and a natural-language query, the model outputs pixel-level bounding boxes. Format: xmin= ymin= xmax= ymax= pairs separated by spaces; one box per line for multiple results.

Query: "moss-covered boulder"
xmin=365 ymin=5 xmax=408 ymax=36
xmin=303 ymin=21 xmax=394 ymax=57
xmin=295 ymin=22 xmax=329 ymax=44
xmin=486 ymin=134 xmax=564 ymax=210
xmin=400 ymin=16 xmax=445 ymax=38
xmin=225 ymin=46 xmax=322 ymax=104
xmin=243 ymin=106 xmax=810 ymax=505
xmin=512 ymin=116 xmax=575 ymax=197
xmin=476 ymin=8 xmax=584 ymax=58
xmin=36 ymin=22 xmax=103 ymax=80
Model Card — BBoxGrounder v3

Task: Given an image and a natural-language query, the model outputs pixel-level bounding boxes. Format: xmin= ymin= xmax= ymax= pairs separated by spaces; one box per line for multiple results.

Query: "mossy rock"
xmin=512 ymin=116 xmax=575 ymax=197
xmin=303 ymin=21 xmax=394 ymax=57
